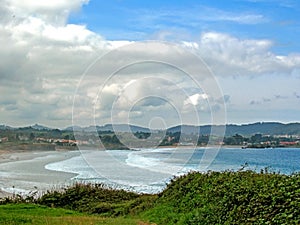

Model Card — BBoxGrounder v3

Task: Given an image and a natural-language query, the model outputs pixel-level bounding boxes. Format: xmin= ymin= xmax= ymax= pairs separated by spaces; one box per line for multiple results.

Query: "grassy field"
xmin=0 ymin=204 xmax=145 ymax=225
xmin=1 ymin=170 xmax=300 ymax=224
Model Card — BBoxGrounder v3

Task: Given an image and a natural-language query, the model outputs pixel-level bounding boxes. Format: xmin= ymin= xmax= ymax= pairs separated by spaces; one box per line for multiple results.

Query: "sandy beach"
xmin=0 ymin=150 xmax=81 ymax=198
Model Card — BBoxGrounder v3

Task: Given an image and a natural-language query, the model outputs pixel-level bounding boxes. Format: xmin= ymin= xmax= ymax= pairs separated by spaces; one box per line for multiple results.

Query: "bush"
xmin=142 ymin=171 xmax=300 ymax=225
xmin=2 ymin=170 xmax=300 ymax=224
xmin=37 ymin=183 xmax=156 ymax=217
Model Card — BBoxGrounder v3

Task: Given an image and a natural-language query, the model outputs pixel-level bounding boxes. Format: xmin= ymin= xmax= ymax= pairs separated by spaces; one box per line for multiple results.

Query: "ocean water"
xmin=45 ymin=147 xmax=300 ymax=193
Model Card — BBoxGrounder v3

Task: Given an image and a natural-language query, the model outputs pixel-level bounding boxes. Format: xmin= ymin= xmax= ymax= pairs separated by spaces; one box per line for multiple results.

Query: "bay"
xmin=45 ymin=147 xmax=300 ymax=193
xmin=1 ymin=148 xmax=299 ymax=196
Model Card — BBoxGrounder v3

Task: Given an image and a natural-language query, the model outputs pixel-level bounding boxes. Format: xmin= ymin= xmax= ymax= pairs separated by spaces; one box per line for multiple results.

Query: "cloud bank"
xmin=0 ymin=0 xmax=299 ymax=127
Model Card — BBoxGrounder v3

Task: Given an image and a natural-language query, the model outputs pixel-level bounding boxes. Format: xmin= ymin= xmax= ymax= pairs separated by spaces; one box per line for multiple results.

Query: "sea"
xmin=45 ymin=147 xmax=300 ymax=194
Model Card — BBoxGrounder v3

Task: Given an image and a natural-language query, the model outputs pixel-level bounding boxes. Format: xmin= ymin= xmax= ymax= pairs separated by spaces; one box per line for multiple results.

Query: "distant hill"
xmin=64 ymin=125 xmax=84 ymax=132
xmin=167 ymin=125 xmax=199 ymax=134
xmin=0 ymin=125 xmax=13 ymax=130
xmin=167 ymin=122 xmax=300 ymax=136
xmin=65 ymin=122 xmax=300 ymax=136
xmin=64 ymin=124 xmax=150 ymax=133
xmin=31 ymin=124 xmax=52 ymax=131
xmin=0 ymin=124 xmax=52 ymax=131
xmin=96 ymin=124 xmax=150 ymax=133
xmin=4 ymin=122 xmax=299 ymax=136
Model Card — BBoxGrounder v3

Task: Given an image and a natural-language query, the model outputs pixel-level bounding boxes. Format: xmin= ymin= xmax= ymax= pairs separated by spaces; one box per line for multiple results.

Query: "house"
xmin=280 ymin=141 xmax=298 ymax=146
xmin=0 ymin=137 xmax=8 ymax=142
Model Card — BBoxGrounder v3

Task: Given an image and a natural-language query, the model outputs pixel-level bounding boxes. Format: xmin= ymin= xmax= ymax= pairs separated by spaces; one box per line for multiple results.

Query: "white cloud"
xmin=0 ymin=0 xmax=109 ymax=127
xmin=7 ymin=0 xmax=89 ymax=24
xmin=132 ymin=5 xmax=267 ymax=32
xmin=183 ymin=32 xmax=300 ymax=76
xmin=184 ymin=93 xmax=209 ymax=106
xmin=218 ymin=14 xmax=265 ymax=24
xmin=1 ymin=0 xmax=300 ymax=127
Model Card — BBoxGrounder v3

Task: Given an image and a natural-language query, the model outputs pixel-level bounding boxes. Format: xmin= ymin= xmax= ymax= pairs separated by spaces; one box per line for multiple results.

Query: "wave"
xmin=1 ymin=187 xmax=31 ymax=196
xmin=44 ymin=150 xmax=171 ymax=193
xmin=44 ymin=148 xmax=214 ymax=192
xmin=125 ymin=148 xmax=193 ymax=175
xmin=45 ymin=155 xmax=101 ymax=180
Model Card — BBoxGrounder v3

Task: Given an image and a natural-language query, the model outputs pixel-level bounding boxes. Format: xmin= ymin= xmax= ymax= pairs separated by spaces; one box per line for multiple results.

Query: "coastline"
xmin=1 ymin=145 xmax=299 ymax=198
xmin=0 ymin=150 xmax=80 ymax=198
xmin=156 ymin=145 xmax=245 ymax=149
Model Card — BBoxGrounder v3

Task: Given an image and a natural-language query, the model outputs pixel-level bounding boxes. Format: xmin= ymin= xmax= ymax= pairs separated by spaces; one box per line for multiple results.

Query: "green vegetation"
xmin=36 ymin=183 xmax=156 ymax=216
xmin=0 ymin=126 xmax=77 ymax=151
xmin=0 ymin=204 xmax=140 ymax=225
xmin=142 ymin=170 xmax=300 ymax=224
xmin=223 ymin=133 xmax=300 ymax=148
xmin=99 ymin=134 xmax=130 ymax=150
xmin=1 ymin=124 xmax=300 ymax=150
xmin=1 ymin=170 xmax=300 ymax=224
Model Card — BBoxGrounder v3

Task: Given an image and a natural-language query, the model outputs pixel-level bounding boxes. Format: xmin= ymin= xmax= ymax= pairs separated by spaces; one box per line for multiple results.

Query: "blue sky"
xmin=0 ymin=0 xmax=300 ymax=128
xmin=70 ymin=0 xmax=300 ymax=54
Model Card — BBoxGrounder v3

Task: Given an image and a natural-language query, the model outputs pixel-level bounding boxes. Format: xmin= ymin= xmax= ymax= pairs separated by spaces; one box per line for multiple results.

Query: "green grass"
xmin=35 ymin=183 xmax=157 ymax=217
xmin=2 ymin=170 xmax=300 ymax=225
xmin=141 ymin=170 xmax=300 ymax=225
xmin=0 ymin=204 xmax=141 ymax=225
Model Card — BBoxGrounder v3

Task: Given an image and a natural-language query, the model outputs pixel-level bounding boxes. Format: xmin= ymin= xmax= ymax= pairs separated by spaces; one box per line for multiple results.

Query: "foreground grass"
xmin=1 ymin=170 xmax=300 ymax=224
xmin=0 ymin=204 xmax=140 ymax=225
xmin=35 ymin=183 xmax=157 ymax=217
xmin=142 ymin=170 xmax=300 ymax=225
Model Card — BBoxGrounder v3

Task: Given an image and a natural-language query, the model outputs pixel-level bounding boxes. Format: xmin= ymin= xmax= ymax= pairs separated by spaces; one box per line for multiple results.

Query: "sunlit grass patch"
xmin=0 ymin=204 xmax=140 ymax=225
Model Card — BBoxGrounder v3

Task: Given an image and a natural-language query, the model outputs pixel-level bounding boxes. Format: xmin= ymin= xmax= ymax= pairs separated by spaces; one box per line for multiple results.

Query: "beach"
xmin=1 ymin=147 xmax=300 ymax=198
xmin=0 ymin=150 xmax=80 ymax=198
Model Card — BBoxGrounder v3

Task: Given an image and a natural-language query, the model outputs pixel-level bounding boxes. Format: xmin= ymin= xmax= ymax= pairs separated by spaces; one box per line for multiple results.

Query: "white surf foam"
xmin=126 ymin=149 xmax=189 ymax=175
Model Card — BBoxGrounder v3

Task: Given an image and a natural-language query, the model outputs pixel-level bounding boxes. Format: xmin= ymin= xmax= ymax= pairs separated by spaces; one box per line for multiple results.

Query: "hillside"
xmin=142 ymin=171 xmax=300 ymax=224
xmin=2 ymin=170 xmax=300 ymax=225
xmin=1 ymin=122 xmax=300 ymax=138
xmin=167 ymin=122 xmax=300 ymax=136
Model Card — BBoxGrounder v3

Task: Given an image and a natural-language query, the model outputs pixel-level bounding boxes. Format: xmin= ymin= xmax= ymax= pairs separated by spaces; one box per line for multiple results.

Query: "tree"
xmin=29 ymin=132 xmax=35 ymax=141
xmin=64 ymin=134 xmax=70 ymax=140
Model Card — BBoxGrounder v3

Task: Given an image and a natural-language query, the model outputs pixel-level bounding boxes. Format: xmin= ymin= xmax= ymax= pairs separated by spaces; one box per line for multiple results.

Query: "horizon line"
xmin=2 ymin=121 xmax=300 ymax=130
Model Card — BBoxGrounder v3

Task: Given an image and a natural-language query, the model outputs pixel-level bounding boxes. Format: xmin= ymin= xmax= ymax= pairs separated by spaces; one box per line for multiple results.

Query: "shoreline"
xmin=1 ymin=146 xmax=299 ymax=198
xmin=153 ymin=145 xmax=245 ymax=149
xmin=0 ymin=150 xmax=81 ymax=198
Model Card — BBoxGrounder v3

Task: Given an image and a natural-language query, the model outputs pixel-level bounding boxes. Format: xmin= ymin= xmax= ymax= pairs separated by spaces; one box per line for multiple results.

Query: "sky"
xmin=0 ymin=0 xmax=300 ymax=128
